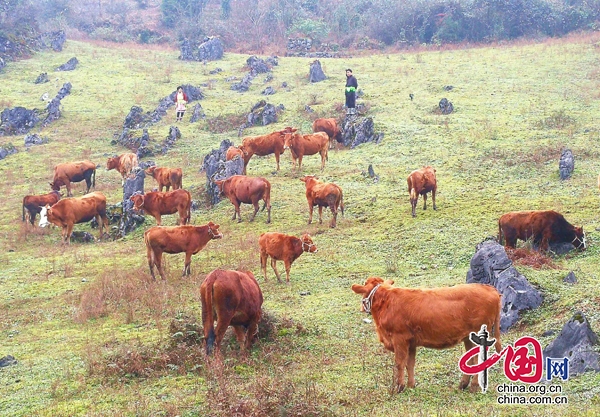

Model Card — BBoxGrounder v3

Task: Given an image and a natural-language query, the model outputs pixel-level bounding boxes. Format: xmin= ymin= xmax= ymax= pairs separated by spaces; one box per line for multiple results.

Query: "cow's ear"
xmin=292 ymin=128 xmax=298 ymax=133
xmin=383 ymin=279 xmax=394 ymax=286
xmin=299 ymin=177 xmax=306 ymax=182
xmin=351 ymin=284 xmax=367 ymax=294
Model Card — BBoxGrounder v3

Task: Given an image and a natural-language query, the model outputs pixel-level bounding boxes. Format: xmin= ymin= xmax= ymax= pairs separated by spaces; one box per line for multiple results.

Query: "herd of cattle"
xmin=20 ymin=116 xmax=589 ymax=393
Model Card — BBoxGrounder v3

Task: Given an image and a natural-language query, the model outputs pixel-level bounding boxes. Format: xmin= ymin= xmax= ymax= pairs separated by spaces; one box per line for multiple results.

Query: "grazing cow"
xmin=39 ymin=192 xmax=108 ymax=244
xmin=407 ymin=166 xmax=437 ymax=217
xmin=498 ymin=210 xmax=586 ymax=251
xmin=258 ymin=232 xmax=317 ymax=283
xmin=130 ymin=189 xmax=191 ymax=226
xmin=225 ymin=146 xmax=246 ymax=174
xmin=351 ymin=277 xmax=502 ymax=393
xmin=238 ymin=128 xmax=290 ymax=172
xmin=50 ymin=160 xmax=96 ymax=197
xmin=22 ymin=190 xmax=61 ymax=226
xmin=312 ymin=118 xmax=342 ymax=149
xmin=283 ymin=130 xmax=329 ymax=171
xmin=300 ymin=175 xmax=344 ymax=228
xmin=145 ymin=166 xmax=183 ymax=192
xmin=214 ymin=175 xmax=271 ymax=223
xmin=144 ymin=222 xmax=223 ymax=280
xmin=200 ymin=269 xmax=263 ymax=355
xmin=106 ymin=153 xmax=138 ymax=185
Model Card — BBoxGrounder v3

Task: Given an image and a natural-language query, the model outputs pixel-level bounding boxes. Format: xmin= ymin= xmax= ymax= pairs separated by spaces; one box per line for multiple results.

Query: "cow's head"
xmin=106 ymin=156 xmax=119 ymax=171
xmin=129 ymin=193 xmax=145 ymax=210
xmin=213 ymin=179 xmax=227 ymax=195
xmin=237 ymin=144 xmax=249 ymax=156
xmin=39 ymin=204 xmax=52 ymax=228
xmin=282 ymin=128 xmax=298 ymax=150
xmin=300 ymin=233 xmax=317 ymax=253
xmin=144 ymin=166 xmax=157 ymax=177
xmin=573 ymin=226 xmax=587 ymax=250
xmin=299 ymin=175 xmax=318 ymax=187
xmin=49 ymin=181 xmax=62 ymax=191
xmin=206 ymin=221 xmax=223 ymax=239
xmin=351 ymin=277 xmax=395 ymax=313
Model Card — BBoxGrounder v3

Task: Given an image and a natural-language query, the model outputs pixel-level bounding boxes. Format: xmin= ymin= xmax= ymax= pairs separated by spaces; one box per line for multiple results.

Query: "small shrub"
xmin=507 ymin=247 xmax=559 ymax=270
xmin=536 ymin=110 xmax=576 ymax=130
xmin=205 ymin=114 xmax=247 ymax=133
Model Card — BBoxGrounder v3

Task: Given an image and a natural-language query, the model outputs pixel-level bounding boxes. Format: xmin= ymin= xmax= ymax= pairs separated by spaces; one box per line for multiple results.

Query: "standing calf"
xmin=407 ymin=166 xmax=437 ymax=217
xmin=300 ymin=175 xmax=344 ymax=228
xmin=258 ymin=232 xmax=317 ymax=283
xmin=22 ymin=190 xmax=61 ymax=226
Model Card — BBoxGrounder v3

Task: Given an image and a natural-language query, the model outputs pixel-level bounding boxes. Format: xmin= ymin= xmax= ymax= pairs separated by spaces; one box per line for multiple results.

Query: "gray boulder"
xmin=190 ymin=103 xmax=205 ymax=122
xmin=0 ymin=355 xmax=17 ymax=368
xmin=24 ymin=134 xmax=48 ymax=147
xmin=42 ymin=82 xmax=72 ymax=127
xmin=247 ymin=56 xmax=270 ymax=75
xmin=231 ymin=74 xmax=253 ymax=92
xmin=543 ymin=312 xmax=600 ymax=376
xmin=246 ymin=100 xmax=283 ymax=127
xmin=563 ymin=271 xmax=577 ymax=284
xmin=308 ymin=60 xmax=326 ymax=83
xmin=34 ymin=72 xmax=49 ymax=84
xmin=161 ymin=126 xmax=181 ymax=153
xmin=0 ymin=107 xmax=39 ymax=136
xmin=70 ymin=231 xmax=95 ymax=243
xmin=341 ymin=117 xmax=384 ymax=148
xmin=179 ymin=37 xmax=224 ymax=62
xmin=439 ymin=98 xmax=454 ymax=115
xmin=466 ymin=239 xmax=542 ymax=332
xmin=0 ymin=143 xmax=18 ymax=160
xmin=119 ymin=168 xmax=147 ymax=236
xmin=201 ymin=140 xmax=244 ymax=206
xmin=0 ymin=57 xmax=4 ymax=72
xmin=123 ymin=106 xmax=146 ymax=129
xmin=262 ymin=86 xmax=276 ymax=95
xmin=56 ymin=57 xmax=78 ymax=71
xmin=559 ymin=149 xmax=574 ymax=180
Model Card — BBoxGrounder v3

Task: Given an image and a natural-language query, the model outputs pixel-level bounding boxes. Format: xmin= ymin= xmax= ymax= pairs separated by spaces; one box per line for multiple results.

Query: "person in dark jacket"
xmin=345 ymin=69 xmax=358 ymax=114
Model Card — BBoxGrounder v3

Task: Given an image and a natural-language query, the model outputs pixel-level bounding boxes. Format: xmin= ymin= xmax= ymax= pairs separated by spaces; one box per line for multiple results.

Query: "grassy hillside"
xmin=1 ymin=34 xmax=600 ymax=416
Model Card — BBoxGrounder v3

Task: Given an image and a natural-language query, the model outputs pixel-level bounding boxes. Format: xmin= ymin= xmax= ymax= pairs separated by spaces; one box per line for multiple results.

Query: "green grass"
xmin=1 ymin=34 xmax=600 ymax=416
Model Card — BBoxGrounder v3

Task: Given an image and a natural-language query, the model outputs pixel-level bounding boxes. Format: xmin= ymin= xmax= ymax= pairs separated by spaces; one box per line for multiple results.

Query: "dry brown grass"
xmin=205 ymin=113 xmax=247 ymax=134
xmin=507 ymin=248 xmax=559 ymax=270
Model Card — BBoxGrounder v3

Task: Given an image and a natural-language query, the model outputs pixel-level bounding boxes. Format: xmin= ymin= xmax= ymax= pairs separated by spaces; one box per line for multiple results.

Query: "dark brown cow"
xmin=498 ymin=210 xmax=586 ymax=251
xmin=144 ymin=222 xmax=223 ymax=280
xmin=225 ymin=146 xmax=246 ymax=174
xmin=258 ymin=232 xmax=317 ymax=283
xmin=214 ymin=175 xmax=271 ymax=223
xmin=312 ymin=118 xmax=342 ymax=149
xmin=407 ymin=166 xmax=437 ymax=217
xmin=283 ymin=130 xmax=329 ymax=171
xmin=145 ymin=166 xmax=183 ymax=192
xmin=200 ymin=269 xmax=263 ymax=355
xmin=50 ymin=160 xmax=96 ymax=197
xmin=22 ymin=190 xmax=61 ymax=226
xmin=130 ymin=189 xmax=191 ymax=226
xmin=300 ymin=175 xmax=344 ymax=228
xmin=106 ymin=153 xmax=138 ymax=185
xmin=352 ymin=277 xmax=502 ymax=393
xmin=238 ymin=128 xmax=291 ymax=172
xmin=39 ymin=192 xmax=108 ymax=244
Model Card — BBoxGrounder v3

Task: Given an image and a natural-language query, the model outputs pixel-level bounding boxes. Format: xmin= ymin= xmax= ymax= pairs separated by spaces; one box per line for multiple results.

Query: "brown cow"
xmin=258 ymin=232 xmax=317 ymax=283
xmin=50 ymin=160 xmax=96 ymax=197
xmin=238 ymin=128 xmax=291 ymax=172
xmin=22 ymin=190 xmax=61 ymax=226
xmin=144 ymin=222 xmax=223 ymax=280
xmin=352 ymin=277 xmax=502 ymax=393
xmin=225 ymin=146 xmax=246 ymax=174
xmin=106 ymin=153 xmax=138 ymax=185
xmin=312 ymin=118 xmax=342 ymax=149
xmin=214 ymin=175 xmax=271 ymax=223
xmin=145 ymin=166 xmax=183 ymax=192
xmin=300 ymin=175 xmax=344 ymax=228
xmin=39 ymin=192 xmax=108 ymax=244
xmin=283 ymin=130 xmax=329 ymax=171
xmin=407 ymin=166 xmax=437 ymax=217
xmin=130 ymin=189 xmax=191 ymax=226
xmin=498 ymin=210 xmax=586 ymax=251
xmin=200 ymin=269 xmax=263 ymax=355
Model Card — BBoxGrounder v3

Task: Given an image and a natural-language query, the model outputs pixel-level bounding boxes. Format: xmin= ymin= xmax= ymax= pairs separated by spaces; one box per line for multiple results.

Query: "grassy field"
xmin=1 ymin=33 xmax=600 ymax=416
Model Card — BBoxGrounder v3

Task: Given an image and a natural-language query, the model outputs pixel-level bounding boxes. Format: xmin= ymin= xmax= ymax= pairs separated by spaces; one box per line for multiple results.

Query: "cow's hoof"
xmin=395 ymin=384 xmax=406 ymax=394
xmin=433 ymin=207 xmax=437 ymax=211
xmin=469 ymin=385 xmax=480 ymax=394
xmin=237 ymin=219 xmax=243 ymax=223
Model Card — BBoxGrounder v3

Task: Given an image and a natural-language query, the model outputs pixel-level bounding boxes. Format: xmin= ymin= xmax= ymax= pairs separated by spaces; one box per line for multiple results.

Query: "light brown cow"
xmin=258 ymin=232 xmax=317 ymax=283
xmin=145 ymin=166 xmax=183 ymax=192
xmin=238 ymin=128 xmax=291 ymax=173
xmin=407 ymin=166 xmax=437 ymax=217
xmin=144 ymin=222 xmax=223 ymax=280
xmin=312 ymin=118 xmax=342 ymax=149
xmin=352 ymin=277 xmax=502 ymax=393
xmin=39 ymin=192 xmax=108 ymax=244
xmin=50 ymin=160 xmax=96 ymax=197
xmin=106 ymin=153 xmax=138 ymax=185
xmin=22 ymin=190 xmax=61 ymax=226
xmin=200 ymin=269 xmax=263 ymax=355
xmin=130 ymin=189 xmax=191 ymax=226
xmin=300 ymin=175 xmax=344 ymax=228
xmin=214 ymin=175 xmax=271 ymax=223
xmin=283 ymin=130 xmax=329 ymax=171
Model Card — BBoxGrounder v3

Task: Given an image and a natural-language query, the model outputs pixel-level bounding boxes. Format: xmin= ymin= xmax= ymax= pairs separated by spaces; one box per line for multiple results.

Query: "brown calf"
xmin=106 ymin=153 xmax=138 ymax=185
xmin=312 ymin=118 xmax=342 ymax=149
xmin=22 ymin=190 xmax=61 ymax=226
xmin=225 ymin=146 xmax=246 ymax=174
xmin=238 ymin=129 xmax=289 ymax=172
xmin=300 ymin=175 xmax=344 ymax=228
xmin=258 ymin=232 xmax=317 ymax=283
xmin=407 ymin=166 xmax=437 ymax=217
xmin=200 ymin=269 xmax=263 ymax=355
xmin=145 ymin=166 xmax=183 ymax=192
xmin=352 ymin=277 xmax=501 ymax=393
xmin=214 ymin=175 xmax=271 ymax=223
xmin=130 ymin=189 xmax=191 ymax=226
xmin=50 ymin=160 xmax=96 ymax=197
xmin=283 ymin=130 xmax=329 ymax=171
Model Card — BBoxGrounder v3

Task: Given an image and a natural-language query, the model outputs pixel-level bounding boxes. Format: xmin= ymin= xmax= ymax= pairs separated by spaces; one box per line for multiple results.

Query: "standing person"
xmin=174 ymin=86 xmax=188 ymax=122
xmin=345 ymin=69 xmax=358 ymax=115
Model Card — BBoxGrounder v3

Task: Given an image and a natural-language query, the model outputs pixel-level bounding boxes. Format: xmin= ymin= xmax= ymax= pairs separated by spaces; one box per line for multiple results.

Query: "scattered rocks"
xmin=247 ymin=55 xmax=271 ymax=75
xmin=42 ymin=82 xmax=72 ymax=127
xmin=34 ymin=72 xmax=49 ymax=84
xmin=262 ymin=86 xmax=276 ymax=95
xmin=543 ymin=312 xmax=600 ymax=376
xmin=0 ymin=355 xmax=17 ymax=368
xmin=304 ymin=105 xmax=314 ymax=113
xmin=201 ymin=139 xmax=245 ymax=206
xmin=179 ymin=36 xmax=224 ymax=62
xmin=439 ymin=98 xmax=454 ymax=115
xmin=0 ymin=143 xmax=18 ymax=160
xmin=56 ymin=57 xmax=79 ymax=71
xmin=466 ymin=239 xmax=542 ymax=332
xmin=559 ymin=149 xmax=574 ymax=180
xmin=0 ymin=107 xmax=40 ymax=136
xmin=123 ymin=106 xmax=146 ymax=129
xmin=46 ymin=30 xmax=66 ymax=52
xmin=264 ymin=73 xmax=273 ymax=83
xmin=340 ymin=117 xmax=384 ymax=148
xmin=209 ymin=67 xmax=222 ymax=74
xmin=231 ymin=74 xmax=253 ymax=92
xmin=190 ymin=103 xmax=205 ymax=122
xmin=245 ymin=100 xmax=284 ymax=128
xmin=70 ymin=231 xmax=95 ymax=243
xmin=443 ymin=85 xmax=454 ymax=91
xmin=287 ymin=38 xmax=313 ymax=51
xmin=24 ymin=134 xmax=48 ymax=147
xmin=161 ymin=126 xmax=181 ymax=153
xmin=119 ymin=168 xmax=147 ymax=236
xmin=564 ymin=271 xmax=577 ymax=284
xmin=309 ymin=60 xmax=327 ymax=83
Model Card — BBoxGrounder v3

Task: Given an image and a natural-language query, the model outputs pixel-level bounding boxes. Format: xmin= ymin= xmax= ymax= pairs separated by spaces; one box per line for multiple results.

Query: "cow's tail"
xmin=202 ymin=271 xmax=218 ymax=355
xmin=262 ymin=181 xmax=271 ymax=212
xmin=493 ymin=294 xmax=502 ymax=353
xmin=339 ymin=188 xmax=345 ymax=217
xmin=186 ymin=191 xmax=192 ymax=224
xmin=92 ymin=166 xmax=96 ymax=189
xmin=21 ymin=200 xmax=26 ymax=222
xmin=144 ymin=231 xmax=155 ymax=278
xmin=497 ymin=219 xmax=504 ymax=245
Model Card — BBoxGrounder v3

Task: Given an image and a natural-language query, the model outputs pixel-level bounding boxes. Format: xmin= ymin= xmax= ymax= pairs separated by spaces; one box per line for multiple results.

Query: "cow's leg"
xmin=271 ymin=258 xmax=282 ymax=283
xmin=320 ymin=150 xmax=326 ymax=171
xmin=147 ymin=247 xmax=156 ymax=280
xmin=95 ymin=214 xmax=104 ymax=240
xmin=235 ymin=201 xmax=243 ymax=223
xmin=432 ymin=188 xmax=437 ymax=211
xmin=422 ymin=193 xmax=427 ymax=210
xmin=165 ymin=185 xmax=171 ymax=192
xmin=250 ymin=200 xmax=260 ymax=222
xmin=233 ymin=325 xmax=247 ymax=352
xmin=214 ymin=314 xmax=234 ymax=355
xmin=307 ymin=203 xmax=314 ymax=224
xmin=459 ymin=338 xmax=476 ymax=391
xmin=393 ymin=343 xmax=409 ymax=393
xmin=275 ymin=151 xmax=280 ymax=172
xmin=65 ymin=181 xmax=73 ymax=197
xmin=154 ymin=214 xmax=162 ymax=226
xmin=260 ymin=252 xmax=269 ymax=281
xmin=183 ymin=251 xmax=192 ymax=276
xmin=155 ymin=251 xmax=166 ymax=280
xmin=330 ymin=205 xmax=337 ymax=228
xmin=283 ymin=259 xmax=292 ymax=284
xmin=406 ymin=344 xmax=417 ymax=388
xmin=245 ymin=317 xmax=259 ymax=350
xmin=410 ymin=188 xmax=417 ymax=217
xmin=298 ymin=155 xmax=303 ymax=171
xmin=318 ymin=206 xmax=323 ymax=224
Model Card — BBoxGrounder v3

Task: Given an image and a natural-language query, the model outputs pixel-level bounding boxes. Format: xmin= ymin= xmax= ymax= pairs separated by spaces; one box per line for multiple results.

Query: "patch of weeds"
xmin=536 ymin=110 xmax=576 ymax=130
xmin=205 ymin=114 xmax=247 ymax=133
